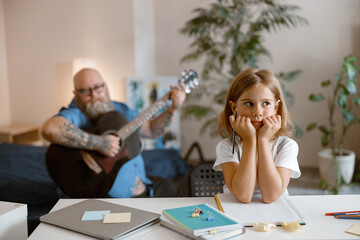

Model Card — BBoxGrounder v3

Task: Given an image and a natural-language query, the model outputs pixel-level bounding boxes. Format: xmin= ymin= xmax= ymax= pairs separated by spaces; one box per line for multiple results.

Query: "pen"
xmin=325 ymin=210 xmax=360 ymax=216
xmin=232 ymin=111 xmax=237 ymax=155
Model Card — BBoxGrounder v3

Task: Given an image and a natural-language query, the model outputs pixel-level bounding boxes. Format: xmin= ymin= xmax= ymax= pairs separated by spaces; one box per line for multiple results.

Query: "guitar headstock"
xmin=178 ymin=69 xmax=199 ymax=94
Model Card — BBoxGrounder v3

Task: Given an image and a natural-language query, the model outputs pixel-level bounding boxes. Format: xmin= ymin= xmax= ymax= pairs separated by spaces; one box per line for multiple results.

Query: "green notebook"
xmin=162 ymin=203 xmax=243 ymax=237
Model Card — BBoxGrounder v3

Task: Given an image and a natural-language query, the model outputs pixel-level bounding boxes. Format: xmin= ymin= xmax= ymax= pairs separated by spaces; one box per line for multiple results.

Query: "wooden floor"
xmin=288 ymin=167 xmax=360 ymax=195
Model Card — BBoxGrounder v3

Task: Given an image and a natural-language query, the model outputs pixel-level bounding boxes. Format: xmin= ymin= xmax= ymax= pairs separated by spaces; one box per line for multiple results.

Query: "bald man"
xmin=42 ymin=68 xmax=186 ymax=198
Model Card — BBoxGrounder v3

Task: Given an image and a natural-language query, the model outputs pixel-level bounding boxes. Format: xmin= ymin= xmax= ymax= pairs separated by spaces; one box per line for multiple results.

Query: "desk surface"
xmin=0 ymin=201 xmax=28 ymax=240
xmin=29 ymin=195 xmax=360 ymax=239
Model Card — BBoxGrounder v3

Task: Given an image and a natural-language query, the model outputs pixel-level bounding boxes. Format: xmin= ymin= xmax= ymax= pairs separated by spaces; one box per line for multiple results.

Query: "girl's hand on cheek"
xmin=258 ymin=115 xmax=281 ymax=141
xmin=230 ymin=115 xmax=256 ymax=142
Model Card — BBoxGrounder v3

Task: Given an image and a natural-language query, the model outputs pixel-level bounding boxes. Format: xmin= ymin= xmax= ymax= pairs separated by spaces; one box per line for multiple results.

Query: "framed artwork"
xmin=125 ymin=76 xmax=181 ymax=150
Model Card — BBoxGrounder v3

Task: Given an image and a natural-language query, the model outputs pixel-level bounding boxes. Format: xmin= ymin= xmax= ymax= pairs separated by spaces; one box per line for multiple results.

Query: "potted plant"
xmin=307 ymin=55 xmax=360 ymax=193
xmin=179 ymin=0 xmax=308 ymax=137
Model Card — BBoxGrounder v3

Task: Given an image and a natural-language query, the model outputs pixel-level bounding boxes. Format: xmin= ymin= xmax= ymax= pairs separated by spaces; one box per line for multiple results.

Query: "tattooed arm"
xmin=140 ymin=107 xmax=175 ymax=138
xmin=41 ymin=116 xmax=120 ymax=157
xmin=139 ymin=83 xmax=186 ymax=138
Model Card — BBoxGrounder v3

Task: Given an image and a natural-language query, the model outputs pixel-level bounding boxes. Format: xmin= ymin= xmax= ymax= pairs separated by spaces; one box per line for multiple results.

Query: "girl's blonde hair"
xmin=218 ymin=68 xmax=294 ymax=139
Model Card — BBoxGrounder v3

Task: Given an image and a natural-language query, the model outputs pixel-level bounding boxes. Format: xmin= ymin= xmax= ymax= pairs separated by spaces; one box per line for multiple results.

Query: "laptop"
xmin=40 ymin=199 xmax=160 ymax=240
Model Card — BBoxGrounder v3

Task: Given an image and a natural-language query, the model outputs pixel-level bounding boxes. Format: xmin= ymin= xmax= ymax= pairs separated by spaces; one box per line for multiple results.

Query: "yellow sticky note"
xmin=346 ymin=223 xmax=360 ymax=236
xmin=103 ymin=212 xmax=131 ymax=223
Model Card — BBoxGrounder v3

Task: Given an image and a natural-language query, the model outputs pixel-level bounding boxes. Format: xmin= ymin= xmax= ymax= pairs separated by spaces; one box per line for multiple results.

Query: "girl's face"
xmin=229 ymin=84 xmax=279 ymax=130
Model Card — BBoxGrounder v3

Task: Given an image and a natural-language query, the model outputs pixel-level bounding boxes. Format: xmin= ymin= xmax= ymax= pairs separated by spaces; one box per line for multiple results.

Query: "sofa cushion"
xmin=142 ymin=149 xmax=189 ymax=180
xmin=0 ymin=143 xmax=59 ymax=206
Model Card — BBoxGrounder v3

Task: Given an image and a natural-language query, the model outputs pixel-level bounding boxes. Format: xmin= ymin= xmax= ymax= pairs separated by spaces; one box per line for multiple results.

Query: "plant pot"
xmin=318 ymin=149 xmax=355 ymax=190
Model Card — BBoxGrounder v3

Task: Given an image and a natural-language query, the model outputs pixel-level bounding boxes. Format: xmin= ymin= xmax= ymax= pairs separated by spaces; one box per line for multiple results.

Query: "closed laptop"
xmin=40 ymin=199 xmax=160 ymax=240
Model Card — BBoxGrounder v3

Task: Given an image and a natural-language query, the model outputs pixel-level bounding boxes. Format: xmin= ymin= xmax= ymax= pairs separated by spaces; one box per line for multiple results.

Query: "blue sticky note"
xmin=81 ymin=210 xmax=110 ymax=221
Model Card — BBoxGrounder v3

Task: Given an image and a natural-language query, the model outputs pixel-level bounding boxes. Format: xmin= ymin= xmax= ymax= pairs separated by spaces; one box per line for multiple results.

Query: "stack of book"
xmin=161 ymin=203 xmax=245 ymax=239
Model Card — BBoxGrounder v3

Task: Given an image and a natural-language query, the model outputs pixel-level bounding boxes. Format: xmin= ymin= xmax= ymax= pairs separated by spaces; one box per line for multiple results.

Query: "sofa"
xmin=0 ymin=143 xmax=189 ymax=236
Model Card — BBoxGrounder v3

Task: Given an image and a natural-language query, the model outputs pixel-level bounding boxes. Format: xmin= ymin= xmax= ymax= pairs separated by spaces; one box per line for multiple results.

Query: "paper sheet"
xmin=103 ymin=212 xmax=131 ymax=223
xmin=81 ymin=210 xmax=110 ymax=221
xmin=216 ymin=193 xmax=305 ymax=226
xmin=346 ymin=223 xmax=360 ymax=236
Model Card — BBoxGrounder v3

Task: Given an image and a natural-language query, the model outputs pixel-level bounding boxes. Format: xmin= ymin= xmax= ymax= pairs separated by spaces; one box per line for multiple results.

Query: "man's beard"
xmin=84 ymin=97 xmax=114 ymax=121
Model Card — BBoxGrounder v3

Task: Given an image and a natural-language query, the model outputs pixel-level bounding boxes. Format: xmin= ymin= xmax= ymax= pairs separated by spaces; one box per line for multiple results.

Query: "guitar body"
xmin=46 ymin=111 xmax=142 ymax=198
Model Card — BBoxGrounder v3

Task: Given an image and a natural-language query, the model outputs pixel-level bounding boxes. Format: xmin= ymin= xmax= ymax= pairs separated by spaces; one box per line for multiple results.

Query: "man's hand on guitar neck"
xmin=168 ymin=82 xmax=186 ymax=114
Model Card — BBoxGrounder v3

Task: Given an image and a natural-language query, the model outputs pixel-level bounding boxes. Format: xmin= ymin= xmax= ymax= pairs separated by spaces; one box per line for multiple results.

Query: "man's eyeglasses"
xmin=75 ymin=83 xmax=105 ymax=96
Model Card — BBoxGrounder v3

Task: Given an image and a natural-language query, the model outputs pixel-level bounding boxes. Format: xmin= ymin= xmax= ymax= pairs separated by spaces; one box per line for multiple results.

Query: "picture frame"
xmin=125 ymin=76 xmax=181 ymax=150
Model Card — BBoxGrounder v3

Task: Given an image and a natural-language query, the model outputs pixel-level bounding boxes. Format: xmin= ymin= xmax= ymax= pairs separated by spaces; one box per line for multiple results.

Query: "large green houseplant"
xmin=180 ymin=0 xmax=308 ymax=137
xmin=307 ymin=55 xmax=360 ymax=193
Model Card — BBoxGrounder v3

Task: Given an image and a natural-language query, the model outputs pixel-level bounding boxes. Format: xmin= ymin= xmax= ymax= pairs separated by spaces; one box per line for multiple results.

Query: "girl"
xmin=214 ymin=68 xmax=300 ymax=203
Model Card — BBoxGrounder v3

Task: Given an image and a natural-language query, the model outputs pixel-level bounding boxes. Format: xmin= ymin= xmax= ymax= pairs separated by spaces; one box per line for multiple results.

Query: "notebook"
xmin=161 ymin=218 xmax=245 ymax=240
xmin=40 ymin=199 xmax=160 ymax=240
xmin=161 ymin=203 xmax=244 ymax=237
xmin=215 ymin=193 xmax=306 ymax=227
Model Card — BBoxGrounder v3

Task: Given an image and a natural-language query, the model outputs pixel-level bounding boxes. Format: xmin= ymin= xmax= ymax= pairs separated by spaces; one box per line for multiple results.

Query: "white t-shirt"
xmin=213 ymin=136 xmax=301 ymax=193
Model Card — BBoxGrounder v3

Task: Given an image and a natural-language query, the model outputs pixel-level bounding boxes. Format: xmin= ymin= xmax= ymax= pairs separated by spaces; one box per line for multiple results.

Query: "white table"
xmin=0 ymin=201 xmax=27 ymax=240
xmin=29 ymin=195 xmax=360 ymax=239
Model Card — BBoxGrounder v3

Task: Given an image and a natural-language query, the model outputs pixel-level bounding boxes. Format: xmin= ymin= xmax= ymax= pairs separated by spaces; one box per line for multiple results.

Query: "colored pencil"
xmin=335 ymin=215 xmax=360 ymax=217
xmin=214 ymin=194 xmax=224 ymax=213
xmin=333 ymin=212 xmax=360 ymax=216
xmin=325 ymin=210 xmax=360 ymax=216
xmin=335 ymin=215 xmax=360 ymax=220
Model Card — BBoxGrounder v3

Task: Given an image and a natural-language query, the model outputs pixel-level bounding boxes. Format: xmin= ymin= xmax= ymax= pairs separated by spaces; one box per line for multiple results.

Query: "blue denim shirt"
xmin=57 ymin=99 xmax=153 ymax=198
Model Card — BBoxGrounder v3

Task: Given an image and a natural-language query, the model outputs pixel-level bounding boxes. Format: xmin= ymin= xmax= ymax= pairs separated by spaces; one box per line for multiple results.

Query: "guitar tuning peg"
xmin=193 ymin=78 xmax=199 ymax=86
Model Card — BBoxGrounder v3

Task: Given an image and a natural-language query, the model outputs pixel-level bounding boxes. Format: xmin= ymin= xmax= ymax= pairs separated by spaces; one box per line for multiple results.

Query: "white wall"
xmin=1 ymin=0 xmax=359 ymax=167
xmin=133 ymin=0 xmax=156 ymax=77
xmin=3 ymin=0 xmax=134 ymax=126
xmin=0 ymin=0 xmax=10 ymax=125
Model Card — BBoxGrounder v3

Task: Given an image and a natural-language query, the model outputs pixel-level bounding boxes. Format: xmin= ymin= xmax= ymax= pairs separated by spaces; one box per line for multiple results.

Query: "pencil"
xmin=232 ymin=111 xmax=237 ymax=155
xmin=325 ymin=210 xmax=360 ymax=216
xmin=214 ymin=194 xmax=224 ymax=213
xmin=335 ymin=215 xmax=360 ymax=220
xmin=333 ymin=212 xmax=360 ymax=216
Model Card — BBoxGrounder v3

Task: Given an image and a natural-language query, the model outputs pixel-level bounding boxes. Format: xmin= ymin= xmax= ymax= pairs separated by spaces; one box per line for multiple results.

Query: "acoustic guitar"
xmin=46 ymin=70 xmax=199 ymax=197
